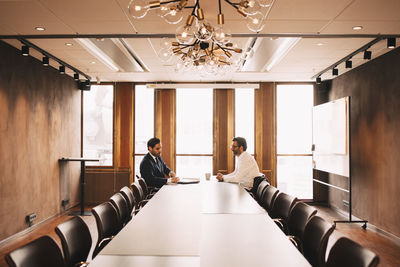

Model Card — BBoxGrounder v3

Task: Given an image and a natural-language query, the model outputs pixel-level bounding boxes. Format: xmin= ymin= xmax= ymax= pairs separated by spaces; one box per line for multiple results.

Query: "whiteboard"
xmin=312 ymin=97 xmax=349 ymax=177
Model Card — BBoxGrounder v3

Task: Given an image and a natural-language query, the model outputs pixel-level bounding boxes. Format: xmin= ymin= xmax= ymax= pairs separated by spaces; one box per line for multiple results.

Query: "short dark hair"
xmin=232 ymin=137 xmax=247 ymax=151
xmin=147 ymin=137 xmax=160 ymax=149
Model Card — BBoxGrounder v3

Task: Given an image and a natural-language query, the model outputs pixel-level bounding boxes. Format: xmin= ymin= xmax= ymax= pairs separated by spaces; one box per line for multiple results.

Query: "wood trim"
xmin=155 ymin=89 xmax=176 ymax=171
xmin=255 ymin=82 xmax=276 ymax=186
xmin=213 ymin=89 xmax=235 ymax=175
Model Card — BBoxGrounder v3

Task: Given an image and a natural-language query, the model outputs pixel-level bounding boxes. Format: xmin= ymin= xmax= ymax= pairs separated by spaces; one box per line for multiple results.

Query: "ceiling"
xmin=0 ymin=0 xmax=399 ymax=82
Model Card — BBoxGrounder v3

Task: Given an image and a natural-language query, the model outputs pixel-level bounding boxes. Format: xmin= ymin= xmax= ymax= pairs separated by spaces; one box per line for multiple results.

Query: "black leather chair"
xmin=131 ymin=182 xmax=149 ymax=212
xmin=137 ymin=177 xmax=156 ymax=199
xmin=91 ymin=202 xmax=119 ymax=258
xmin=303 ymin=216 xmax=335 ymax=267
xmin=110 ymin=192 xmax=130 ymax=228
xmin=255 ymin=180 xmax=269 ymax=204
xmin=269 ymin=192 xmax=298 ymax=233
xmin=261 ymin=185 xmax=279 ymax=214
xmin=55 ymin=216 xmax=92 ymax=267
xmin=326 ymin=237 xmax=379 ymax=267
xmin=286 ymin=201 xmax=317 ymax=251
xmin=5 ymin=235 xmax=66 ymax=267
xmin=120 ymin=186 xmax=136 ymax=216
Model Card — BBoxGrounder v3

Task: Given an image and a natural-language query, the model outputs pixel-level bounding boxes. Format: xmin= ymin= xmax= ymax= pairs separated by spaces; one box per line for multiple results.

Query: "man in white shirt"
xmin=216 ymin=137 xmax=260 ymax=189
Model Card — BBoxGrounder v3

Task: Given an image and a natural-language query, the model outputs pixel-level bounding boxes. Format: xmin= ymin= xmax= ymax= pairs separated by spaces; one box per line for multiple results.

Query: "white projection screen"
xmin=312 ymin=96 xmax=350 ymax=177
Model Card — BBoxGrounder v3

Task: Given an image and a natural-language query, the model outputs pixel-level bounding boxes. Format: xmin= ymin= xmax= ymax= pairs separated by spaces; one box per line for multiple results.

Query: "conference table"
xmin=89 ymin=180 xmax=311 ymax=267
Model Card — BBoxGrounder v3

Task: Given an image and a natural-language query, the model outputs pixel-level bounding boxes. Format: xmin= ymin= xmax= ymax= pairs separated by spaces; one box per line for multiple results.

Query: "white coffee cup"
xmin=205 ymin=173 xmax=211 ymax=180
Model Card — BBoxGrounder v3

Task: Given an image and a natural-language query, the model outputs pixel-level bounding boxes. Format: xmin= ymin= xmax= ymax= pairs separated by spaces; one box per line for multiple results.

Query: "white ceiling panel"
xmin=268 ymin=0 xmax=354 ymax=20
xmin=263 ymin=20 xmax=329 ymax=34
xmin=0 ymin=1 xmax=74 ymax=34
xmin=322 ymin=20 xmax=400 ymax=34
xmin=335 ymin=0 xmax=400 ymax=21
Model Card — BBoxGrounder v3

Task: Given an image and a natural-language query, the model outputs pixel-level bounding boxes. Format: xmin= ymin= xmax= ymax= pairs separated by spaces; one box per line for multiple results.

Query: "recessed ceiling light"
xmin=317 ymin=43 xmax=323 ymax=46
xmin=35 ymin=26 xmax=46 ymax=31
xmin=352 ymin=26 xmax=363 ymax=30
xmin=91 ymin=61 xmax=96 ymax=64
xmin=65 ymin=43 xmax=73 ymax=47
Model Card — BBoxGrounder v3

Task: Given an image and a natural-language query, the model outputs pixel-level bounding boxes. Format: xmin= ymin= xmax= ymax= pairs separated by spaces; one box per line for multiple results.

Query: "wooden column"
xmin=213 ymin=89 xmax=235 ymax=175
xmin=255 ymin=82 xmax=276 ymax=186
xmin=115 ymin=82 xmax=135 ymax=184
xmin=155 ymin=89 xmax=176 ymax=171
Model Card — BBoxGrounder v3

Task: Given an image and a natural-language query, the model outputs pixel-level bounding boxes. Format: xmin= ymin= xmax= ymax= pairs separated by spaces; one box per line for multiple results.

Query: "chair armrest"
xmin=288 ymin=235 xmax=303 ymax=253
xmin=273 ymin=218 xmax=288 ymax=234
xmin=74 ymin=262 xmax=89 ymax=267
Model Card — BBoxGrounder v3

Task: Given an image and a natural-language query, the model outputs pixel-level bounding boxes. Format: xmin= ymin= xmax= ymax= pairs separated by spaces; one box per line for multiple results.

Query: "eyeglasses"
xmin=231 ymin=145 xmax=238 ymax=148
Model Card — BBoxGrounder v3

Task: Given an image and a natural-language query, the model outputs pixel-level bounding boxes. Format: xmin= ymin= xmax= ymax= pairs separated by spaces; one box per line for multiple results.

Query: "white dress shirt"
xmin=222 ymin=151 xmax=261 ymax=189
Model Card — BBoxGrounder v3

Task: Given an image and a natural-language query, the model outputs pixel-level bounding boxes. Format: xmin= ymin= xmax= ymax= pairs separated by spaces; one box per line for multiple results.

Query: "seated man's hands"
xmin=170 ymin=177 xmax=180 ymax=183
xmin=216 ymin=173 xmax=224 ymax=182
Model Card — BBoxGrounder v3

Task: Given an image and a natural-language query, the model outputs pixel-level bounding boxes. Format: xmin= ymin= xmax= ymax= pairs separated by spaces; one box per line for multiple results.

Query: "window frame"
xmin=275 ymin=82 xmax=315 ymax=201
xmin=83 ymin=82 xmax=116 ymax=170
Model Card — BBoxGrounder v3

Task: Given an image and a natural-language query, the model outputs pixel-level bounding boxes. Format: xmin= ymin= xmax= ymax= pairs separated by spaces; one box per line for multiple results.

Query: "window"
xmin=235 ymin=88 xmax=255 ymax=155
xmin=176 ymin=88 xmax=213 ymax=178
xmin=83 ymin=84 xmax=114 ymax=166
xmin=134 ymin=85 xmax=154 ymax=176
xmin=276 ymin=84 xmax=313 ymax=199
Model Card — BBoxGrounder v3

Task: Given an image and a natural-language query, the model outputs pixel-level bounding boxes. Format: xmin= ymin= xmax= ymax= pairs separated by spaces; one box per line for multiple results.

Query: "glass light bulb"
xmin=176 ymin=25 xmax=195 ymax=44
xmin=128 ymin=0 xmax=149 ymax=19
xmin=163 ymin=7 xmax=183 ymax=24
xmin=246 ymin=11 xmax=265 ymax=32
xmin=213 ymin=25 xmax=232 ymax=45
xmin=194 ymin=20 xmax=213 ymax=42
xmin=158 ymin=47 xmax=172 ymax=63
xmin=243 ymin=0 xmax=261 ymax=15
xmin=160 ymin=38 xmax=170 ymax=49
xmin=157 ymin=5 xmax=170 ymax=17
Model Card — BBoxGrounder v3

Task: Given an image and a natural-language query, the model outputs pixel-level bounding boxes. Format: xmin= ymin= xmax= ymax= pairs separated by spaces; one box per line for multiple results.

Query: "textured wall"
xmin=315 ymin=47 xmax=400 ymax=237
xmin=0 ymin=41 xmax=81 ymax=241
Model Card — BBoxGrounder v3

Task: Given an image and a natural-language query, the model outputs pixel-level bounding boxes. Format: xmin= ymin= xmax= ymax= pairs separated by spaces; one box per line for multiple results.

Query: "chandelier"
xmin=128 ymin=0 xmax=271 ymax=74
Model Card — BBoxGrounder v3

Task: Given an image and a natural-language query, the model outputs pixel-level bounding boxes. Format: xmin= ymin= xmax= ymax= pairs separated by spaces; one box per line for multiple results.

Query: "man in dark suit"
xmin=140 ymin=137 xmax=179 ymax=188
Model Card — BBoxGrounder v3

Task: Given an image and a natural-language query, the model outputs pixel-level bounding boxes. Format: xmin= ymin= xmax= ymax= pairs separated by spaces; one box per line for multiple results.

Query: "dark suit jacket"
xmin=140 ymin=153 xmax=172 ymax=188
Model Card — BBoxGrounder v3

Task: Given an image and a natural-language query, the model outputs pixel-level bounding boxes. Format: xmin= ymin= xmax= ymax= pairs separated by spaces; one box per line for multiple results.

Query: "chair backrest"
xmin=91 ymin=202 xmax=119 ymax=245
xmin=110 ymin=192 xmax=130 ymax=226
xmin=137 ymin=177 xmax=149 ymax=196
xmin=255 ymin=180 xmax=269 ymax=203
xmin=287 ymin=202 xmax=317 ymax=239
xmin=326 ymin=237 xmax=379 ymax=267
xmin=5 ymin=236 xmax=66 ymax=267
xmin=262 ymin=185 xmax=279 ymax=213
xmin=270 ymin=192 xmax=297 ymax=220
xmin=131 ymin=182 xmax=144 ymax=208
xmin=303 ymin=216 xmax=335 ymax=267
xmin=120 ymin=186 xmax=135 ymax=214
xmin=55 ymin=216 xmax=92 ymax=267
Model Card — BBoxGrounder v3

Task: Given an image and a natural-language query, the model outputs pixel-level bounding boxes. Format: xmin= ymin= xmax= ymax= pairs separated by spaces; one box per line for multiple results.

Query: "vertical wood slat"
xmin=213 ymin=89 xmax=235 ymax=175
xmin=115 ymin=83 xmax=135 ymax=184
xmin=155 ymin=89 xmax=176 ymax=171
xmin=255 ymin=82 xmax=276 ymax=186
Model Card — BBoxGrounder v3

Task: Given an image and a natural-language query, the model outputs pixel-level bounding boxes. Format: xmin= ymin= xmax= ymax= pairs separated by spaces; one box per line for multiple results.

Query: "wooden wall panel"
xmin=315 ymin=47 xmax=400 ymax=237
xmin=213 ymin=89 xmax=235 ymax=175
xmin=0 ymin=41 xmax=81 ymax=241
xmin=155 ymin=89 xmax=176 ymax=171
xmin=115 ymin=82 xmax=134 ymax=183
xmin=84 ymin=171 xmax=130 ymax=204
xmin=255 ymin=83 xmax=276 ymax=185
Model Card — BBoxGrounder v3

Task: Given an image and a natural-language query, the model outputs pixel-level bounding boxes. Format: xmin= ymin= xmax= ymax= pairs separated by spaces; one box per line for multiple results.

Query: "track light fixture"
xmin=363 ymin=50 xmax=371 ymax=60
xmin=74 ymin=73 xmax=79 ymax=81
xmin=42 ymin=56 xmax=49 ymax=66
xmin=316 ymin=76 xmax=322 ymax=84
xmin=345 ymin=59 xmax=352 ymax=68
xmin=332 ymin=67 xmax=338 ymax=76
xmin=21 ymin=45 xmax=29 ymax=56
xmin=387 ymin=37 xmax=396 ymax=49
xmin=59 ymin=65 xmax=65 ymax=74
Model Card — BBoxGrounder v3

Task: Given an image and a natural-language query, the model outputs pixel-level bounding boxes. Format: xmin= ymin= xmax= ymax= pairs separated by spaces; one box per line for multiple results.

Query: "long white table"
xmin=89 ymin=181 xmax=311 ymax=267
